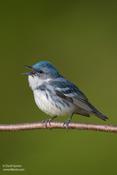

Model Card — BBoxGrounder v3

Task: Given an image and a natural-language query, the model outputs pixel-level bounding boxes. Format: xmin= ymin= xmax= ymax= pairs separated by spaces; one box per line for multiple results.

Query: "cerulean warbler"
xmin=25 ymin=61 xmax=108 ymax=125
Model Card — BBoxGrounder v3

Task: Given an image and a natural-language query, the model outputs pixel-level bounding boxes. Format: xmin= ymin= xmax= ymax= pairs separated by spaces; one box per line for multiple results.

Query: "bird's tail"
xmin=88 ymin=102 xmax=108 ymax=121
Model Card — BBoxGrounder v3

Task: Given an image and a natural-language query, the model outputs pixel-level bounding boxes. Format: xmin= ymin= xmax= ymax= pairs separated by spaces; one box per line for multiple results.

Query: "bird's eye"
xmin=38 ymin=70 xmax=44 ymax=74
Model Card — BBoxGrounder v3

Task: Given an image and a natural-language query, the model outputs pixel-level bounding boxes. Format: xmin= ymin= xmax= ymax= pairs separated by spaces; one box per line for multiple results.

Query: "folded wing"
xmin=49 ymin=77 xmax=108 ymax=120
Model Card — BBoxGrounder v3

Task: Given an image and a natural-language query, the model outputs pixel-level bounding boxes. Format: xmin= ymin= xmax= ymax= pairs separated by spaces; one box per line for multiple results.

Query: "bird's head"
xmin=24 ymin=61 xmax=60 ymax=90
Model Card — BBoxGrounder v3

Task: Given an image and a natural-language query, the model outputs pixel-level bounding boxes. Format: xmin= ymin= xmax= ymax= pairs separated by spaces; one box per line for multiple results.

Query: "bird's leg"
xmin=63 ymin=114 xmax=73 ymax=128
xmin=42 ymin=116 xmax=57 ymax=127
xmin=48 ymin=116 xmax=58 ymax=124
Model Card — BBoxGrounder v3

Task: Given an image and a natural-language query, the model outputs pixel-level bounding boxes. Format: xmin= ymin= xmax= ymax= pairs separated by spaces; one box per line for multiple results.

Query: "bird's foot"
xmin=41 ymin=116 xmax=57 ymax=128
xmin=63 ymin=114 xmax=73 ymax=128
xmin=41 ymin=119 xmax=52 ymax=128
xmin=63 ymin=119 xmax=71 ymax=128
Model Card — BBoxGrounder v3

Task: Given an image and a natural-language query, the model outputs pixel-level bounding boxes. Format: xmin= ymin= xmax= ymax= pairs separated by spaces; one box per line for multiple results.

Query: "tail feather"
xmin=93 ymin=110 xmax=108 ymax=121
xmin=88 ymin=102 xmax=108 ymax=121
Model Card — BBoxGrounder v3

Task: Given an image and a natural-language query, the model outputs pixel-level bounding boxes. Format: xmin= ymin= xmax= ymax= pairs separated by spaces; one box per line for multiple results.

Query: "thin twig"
xmin=0 ymin=122 xmax=116 ymax=133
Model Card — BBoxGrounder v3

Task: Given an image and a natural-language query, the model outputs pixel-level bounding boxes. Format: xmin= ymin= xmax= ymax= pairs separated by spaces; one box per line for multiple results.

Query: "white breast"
xmin=28 ymin=75 xmax=76 ymax=116
xmin=33 ymin=90 xmax=75 ymax=116
xmin=34 ymin=90 xmax=61 ymax=116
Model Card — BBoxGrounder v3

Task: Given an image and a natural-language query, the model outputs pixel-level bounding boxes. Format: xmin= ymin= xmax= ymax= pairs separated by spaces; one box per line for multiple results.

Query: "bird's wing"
xmin=49 ymin=78 xmax=93 ymax=113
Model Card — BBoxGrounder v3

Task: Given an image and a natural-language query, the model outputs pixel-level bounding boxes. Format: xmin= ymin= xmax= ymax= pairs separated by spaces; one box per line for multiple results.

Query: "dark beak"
xmin=22 ymin=65 xmax=33 ymax=75
xmin=24 ymin=65 xmax=33 ymax=69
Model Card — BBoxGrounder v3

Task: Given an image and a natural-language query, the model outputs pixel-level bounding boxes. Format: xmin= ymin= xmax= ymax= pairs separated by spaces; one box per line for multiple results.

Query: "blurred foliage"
xmin=0 ymin=1 xmax=117 ymax=175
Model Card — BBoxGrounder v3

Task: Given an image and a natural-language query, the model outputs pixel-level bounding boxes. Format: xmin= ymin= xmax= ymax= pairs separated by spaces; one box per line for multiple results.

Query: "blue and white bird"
xmin=25 ymin=61 xmax=108 ymax=125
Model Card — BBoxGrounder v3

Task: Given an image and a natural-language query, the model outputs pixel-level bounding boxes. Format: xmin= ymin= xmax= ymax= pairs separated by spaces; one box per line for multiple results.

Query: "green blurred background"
xmin=0 ymin=1 xmax=117 ymax=175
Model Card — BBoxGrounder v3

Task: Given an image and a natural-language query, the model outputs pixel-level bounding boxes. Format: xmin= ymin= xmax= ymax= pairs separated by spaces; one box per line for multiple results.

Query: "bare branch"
xmin=0 ymin=122 xmax=116 ymax=133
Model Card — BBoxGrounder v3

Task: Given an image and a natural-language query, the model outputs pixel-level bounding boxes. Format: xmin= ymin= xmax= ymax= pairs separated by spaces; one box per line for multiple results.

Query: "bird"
xmin=24 ymin=61 xmax=108 ymax=126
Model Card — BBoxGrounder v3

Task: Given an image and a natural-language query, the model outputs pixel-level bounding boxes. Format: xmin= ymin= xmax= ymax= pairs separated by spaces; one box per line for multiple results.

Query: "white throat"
xmin=28 ymin=75 xmax=51 ymax=91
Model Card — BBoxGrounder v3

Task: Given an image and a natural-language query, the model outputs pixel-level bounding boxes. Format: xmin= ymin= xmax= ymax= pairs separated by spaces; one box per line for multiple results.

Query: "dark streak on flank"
xmin=45 ymin=92 xmax=49 ymax=100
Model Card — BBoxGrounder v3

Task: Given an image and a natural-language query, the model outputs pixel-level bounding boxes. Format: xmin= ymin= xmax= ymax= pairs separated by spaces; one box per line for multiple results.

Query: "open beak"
xmin=24 ymin=65 xmax=33 ymax=69
xmin=23 ymin=65 xmax=33 ymax=75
